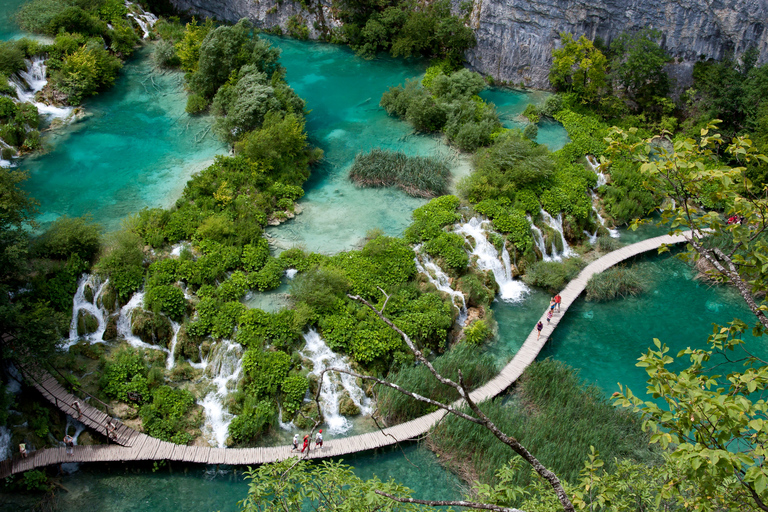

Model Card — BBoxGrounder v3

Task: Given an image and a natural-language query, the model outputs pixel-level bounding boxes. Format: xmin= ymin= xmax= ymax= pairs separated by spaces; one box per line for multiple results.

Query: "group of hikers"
xmin=536 ymin=293 xmax=562 ymax=339
xmin=292 ymin=430 xmax=323 ymax=454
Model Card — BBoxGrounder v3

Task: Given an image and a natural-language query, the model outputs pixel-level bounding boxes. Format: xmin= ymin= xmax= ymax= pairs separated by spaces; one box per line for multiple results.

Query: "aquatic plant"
xmin=430 ymin=359 xmax=657 ymax=488
xmin=348 ymin=149 xmax=450 ymax=198
xmin=585 ymin=265 xmax=646 ymax=301
xmin=522 ymin=258 xmax=585 ymax=293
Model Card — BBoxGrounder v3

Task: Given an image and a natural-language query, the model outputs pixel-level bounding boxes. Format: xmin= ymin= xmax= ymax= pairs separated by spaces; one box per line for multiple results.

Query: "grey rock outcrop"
xmin=170 ymin=0 xmax=768 ymax=89
xmin=464 ymin=0 xmax=768 ymax=88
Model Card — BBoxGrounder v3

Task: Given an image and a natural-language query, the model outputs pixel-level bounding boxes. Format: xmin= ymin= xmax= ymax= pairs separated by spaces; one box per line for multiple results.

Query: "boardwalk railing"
xmin=0 ymin=232 xmax=690 ymax=479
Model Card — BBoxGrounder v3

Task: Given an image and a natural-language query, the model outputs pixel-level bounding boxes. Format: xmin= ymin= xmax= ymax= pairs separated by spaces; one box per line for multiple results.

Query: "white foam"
xmin=456 ymin=218 xmax=530 ymax=303
xmin=125 ymin=1 xmax=157 ymax=39
xmin=414 ymin=245 xmax=468 ymax=326
xmin=199 ymin=340 xmax=243 ymax=447
xmin=64 ymin=274 xmax=110 ymax=349
xmin=302 ymin=329 xmax=372 ymax=434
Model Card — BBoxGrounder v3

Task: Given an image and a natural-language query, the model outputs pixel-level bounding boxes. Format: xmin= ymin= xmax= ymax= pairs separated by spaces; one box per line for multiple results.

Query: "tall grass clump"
xmin=378 ymin=344 xmax=496 ymax=424
xmin=586 ymin=265 xmax=646 ymax=301
xmin=429 ymin=359 xmax=658 ymax=488
xmin=349 ymin=149 xmax=450 ymax=198
xmin=522 ymin=258 xmax=585 ymax=293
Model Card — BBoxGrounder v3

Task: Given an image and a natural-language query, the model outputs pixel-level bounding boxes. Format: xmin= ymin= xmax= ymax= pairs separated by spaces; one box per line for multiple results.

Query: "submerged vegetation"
xmin=349 ymin=149 xmax=450 ymax=198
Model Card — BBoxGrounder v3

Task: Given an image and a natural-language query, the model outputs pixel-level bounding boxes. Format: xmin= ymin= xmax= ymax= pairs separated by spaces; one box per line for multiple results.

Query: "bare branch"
xmin=347 ymin=293 xmax=576 ymax=512
xmin=374 ymin=490 xmax=526 ymax=512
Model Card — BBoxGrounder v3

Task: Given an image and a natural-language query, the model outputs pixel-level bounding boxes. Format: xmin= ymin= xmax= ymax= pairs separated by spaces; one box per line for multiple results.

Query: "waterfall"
xmin=125 ymin=1 xmax=158 ymax=39
xmin=60 ymin=416 xmax=87 ymax=473
xmin=199 ymin=340 xmax=243 ymax=448
xmin=302 ymin=329 xmax=372 ymax=434
xmin=586 ymin=154 xmax=607 ymax=187
xmin=9 ymin=56 xmax=73 ymax=120
xmin=0 ymin=365 xmax=22 ymax=461
xmin=528 ymin=215 xmax=556 ymax=262
xmin=0 ymin=427 xmax=10 ymax=461
xmin=0 ymin=140 xmax=15 ymax=168
xmin=165 ymin=320 xmax=182 ymax=370
xmin=413 ymin=246 xmax=468 ymax=326
xmin=64 ymin=274 xmax=111 ymax=349
xmin=455 ymin=217 xmax=530 ymax=303
xmin=538 ymin=209 xmax=575 ymax=260
xmin=585 ymin=155 xmax=620 ymax=242
xmin=114 ymin=292 xmax=171 ymax=356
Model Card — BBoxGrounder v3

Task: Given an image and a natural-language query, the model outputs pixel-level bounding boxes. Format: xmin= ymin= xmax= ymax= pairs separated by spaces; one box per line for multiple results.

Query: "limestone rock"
xmin=170 ymin=0 xmax=768 ymax=89
xmin=102 ymin=314 xmax=119 ymax=341
xmin=77 ymin=310 xmax=98 ymax=336
xmin=338 ymin=392 xmax=361 ymax=416
xmin=130 ymin=308 xmax=173 ymax=347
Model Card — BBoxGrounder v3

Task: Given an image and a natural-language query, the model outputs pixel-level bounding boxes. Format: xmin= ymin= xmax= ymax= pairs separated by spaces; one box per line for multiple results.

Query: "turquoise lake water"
xmin=0 ymin=444 xmax=463 ymax=511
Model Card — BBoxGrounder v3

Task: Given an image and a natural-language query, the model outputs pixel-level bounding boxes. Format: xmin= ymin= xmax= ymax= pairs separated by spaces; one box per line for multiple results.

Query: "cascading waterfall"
xmin=125 ymin=1 xmax=157 ymax=39
xmin=538 ymin=209 xmax=575 ymax=260
xmin=0 ymin=367 xmax=19 ymax=461
xmin=65 ymin=274 xmax=111 ymax=349
xmin=528 ymin=215 xmax=556 ymax=262
xmin=455 ymin=217 xmax=530 ymax=303
xmin=165 ymin=320 xmax=182 ymax=370
xmin=114 ymin=292 xmax=171 ymax=356
xmin=199 ymin=340 xmax=243 ymax=448
xmin=60 ymin=416 xmax=86 ymax=473
xmin=413 ymin=245 xmax=468 ymax=326
xmin=9 ymin=56 xmax=73 ymax=119
xmin=302 ymin=329 xmax=372 ymax=434
xmin=585 ymin=155 xmax=620 ymax=242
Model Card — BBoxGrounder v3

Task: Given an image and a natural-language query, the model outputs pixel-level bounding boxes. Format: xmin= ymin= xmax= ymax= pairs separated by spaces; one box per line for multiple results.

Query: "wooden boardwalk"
xmin=0 ymin=232 xmax=689 ymax=479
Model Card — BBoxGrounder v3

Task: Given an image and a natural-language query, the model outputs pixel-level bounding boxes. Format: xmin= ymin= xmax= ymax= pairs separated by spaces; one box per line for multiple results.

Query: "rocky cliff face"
xmin=169 ymin=0 xmax=768 ymax=89
xmin=464 ymin=0 xmax=768 ymax=88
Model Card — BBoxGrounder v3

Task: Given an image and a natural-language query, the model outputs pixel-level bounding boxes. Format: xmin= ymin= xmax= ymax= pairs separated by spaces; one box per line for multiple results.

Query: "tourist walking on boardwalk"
xmin=64 ymin=434 xmax=74 ymax=455
xmin=315 ymin=429 xmax=323 ymax=450
xmin=19 ymin=443 xmax=27 ymax=458
xmin=549 ymin=297 xmax=556 ymax=313
xmin=72 ymin=400 xmax=82 ymax=420
xmin=301 ymin=434 xmax=310 ymax=454
xmin=547 ymin=308 xmax=553 ymax=323
xmin=536 ymin=321 xmax=543 ymax=339
xmin=292 ymin=433 xmax=299 ymax=451
xmin=554 ymin=293 xmax=561 ymax=312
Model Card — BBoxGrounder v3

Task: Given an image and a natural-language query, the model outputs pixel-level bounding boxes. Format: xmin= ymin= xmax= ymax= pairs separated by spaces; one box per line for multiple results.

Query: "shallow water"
xmin=523 ymin=252 xmax=768 ymax=397
xmin=0 ymin=0 xmax=26 ymax=40
xmin=0 ymin=444 xmax=463 ymax=512
xmin=20 ymin=46 xmax=227 ymax=231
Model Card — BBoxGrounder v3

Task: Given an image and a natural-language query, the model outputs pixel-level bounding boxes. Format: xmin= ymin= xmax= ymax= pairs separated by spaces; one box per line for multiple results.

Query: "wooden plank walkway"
xmin=0 ymin=233 xmax=689 ymax=479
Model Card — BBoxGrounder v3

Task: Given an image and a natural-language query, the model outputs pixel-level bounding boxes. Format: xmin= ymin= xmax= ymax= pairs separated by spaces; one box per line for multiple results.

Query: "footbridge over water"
xmin=0 ymin=233 xmax=690 ymax=479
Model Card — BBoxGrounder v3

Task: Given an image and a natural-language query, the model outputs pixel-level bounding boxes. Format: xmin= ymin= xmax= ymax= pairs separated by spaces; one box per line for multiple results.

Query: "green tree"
xmin=609 ymin=29 xmax=670 ymax=113
xmin=549 ymin=33 xmax=608 ymax=104
xmin=608 ymin=122 xmax=768 ymax=510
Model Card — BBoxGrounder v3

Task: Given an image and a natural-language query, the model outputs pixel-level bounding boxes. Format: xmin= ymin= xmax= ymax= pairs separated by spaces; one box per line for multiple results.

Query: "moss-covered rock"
xmin=102 ymin=315 xmax=118 ymax=341
xmin=83 ymin=284 xmax=95 ymax=304
xmin=97 ymin=282 xmax=120 ymax=313
xmin=339 ymin=392 xmax=361 ymax=416
xmin=77 ymin=310 xmax=99 ymax=336
xmin=130 ymin=308 xmax=173 ymax=348
xmin=173 ymin=324 xmax=201 ymax=363
xmin=294 ymin=402 xmax=319 ymax=430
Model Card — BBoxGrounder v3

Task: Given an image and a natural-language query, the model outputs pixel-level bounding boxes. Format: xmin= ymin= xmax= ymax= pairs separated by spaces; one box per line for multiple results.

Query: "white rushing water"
xmin=125 ymin=1 xmax=158 ymax=39
xmin=199 ymin=339 xmax=243 ymax=448
xmin=414 ymin=245 xmax=468 ymax=326
xmin=528 ymin=216 xmax=557 ymax=262
xmin=455 ymin=217 xmax=530 ymax=303
xmin=585 ymin=155 xmax=620 ymax=242
xmin=302 ymin=329 xmax=372 ymax=435
xmin=9 ymin=56 xmax=74 ymax=119
xmin=165 ymin=320 xmax=182 ymax=370
xmin=2 ymin=365 xmax=23 ymax=461
xmin=65 ymin=274 xmax=111 ymax=349
xmin=538 ymin=209 xmax=575 ymax=260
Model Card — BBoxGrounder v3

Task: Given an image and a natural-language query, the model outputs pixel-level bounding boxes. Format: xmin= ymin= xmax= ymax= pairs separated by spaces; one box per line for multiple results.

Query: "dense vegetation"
xmin=348 ymin=149 xmax=450 ymax=198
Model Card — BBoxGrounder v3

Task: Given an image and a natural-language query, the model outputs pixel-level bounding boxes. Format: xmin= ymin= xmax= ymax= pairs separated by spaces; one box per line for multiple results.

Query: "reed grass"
xmin=429 ymin=359 xmax=658 ymax=487
xmin=349 ymin=149 xmax=450 ymax=198
xmin=378 ymin=343 xmax=497 ymax=424
xmin=585 ymin=265 xmax=646 ymax=301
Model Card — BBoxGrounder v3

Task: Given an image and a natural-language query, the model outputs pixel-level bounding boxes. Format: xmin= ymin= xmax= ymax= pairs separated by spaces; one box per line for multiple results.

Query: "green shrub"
xmin=242 ymin=349 xmax=291 ymax=398
xmin=144 ymin=283 xmax=186 ymax=320
xmin=289 ymin=267 xmax=350 ymax=314
xmin=152 ymin=38 xmax=179 ymax=68
xmin=248 ymin=257 xmax=285 ymax=291
xmin=423 ymin=232 xmax=468 ymax=270
xmin=236 ymin=308 xmax=300 ymax=350
xmin=585 ymin=265 xmax=646 ymax=301
xmin=35 ymin=215 xmax=101 ymax=262
xmin=522 ymin=103 xmax=540 ymax=124
xmin=97 ymin=230 xmax=145 ymax=302
xmin=185 ymin=93 xmax=208 ymax=114
xmin=228 ymin=398 xmax=275 ymax=445
xmin=463 ymin=319 xmax=491 ymax=345
xmin=522 ymin=258 xmax=585 ymax=293
xmin=140 ymin=385 xmax=196 ymax=444
xmin=100 ymin=347 xmax=150 ymax=403
xmin=281 ymin=374 xmax=309 ymax=417
xmin=455 ymin=272 xmax=495 ymax=307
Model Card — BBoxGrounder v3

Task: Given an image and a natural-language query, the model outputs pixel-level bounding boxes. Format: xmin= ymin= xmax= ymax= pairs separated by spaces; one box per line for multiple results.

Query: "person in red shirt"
xmin=301 ymin=434 xmax=310 ymax=454
xmin=554 ymin=293 xmax=561 ymax=312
